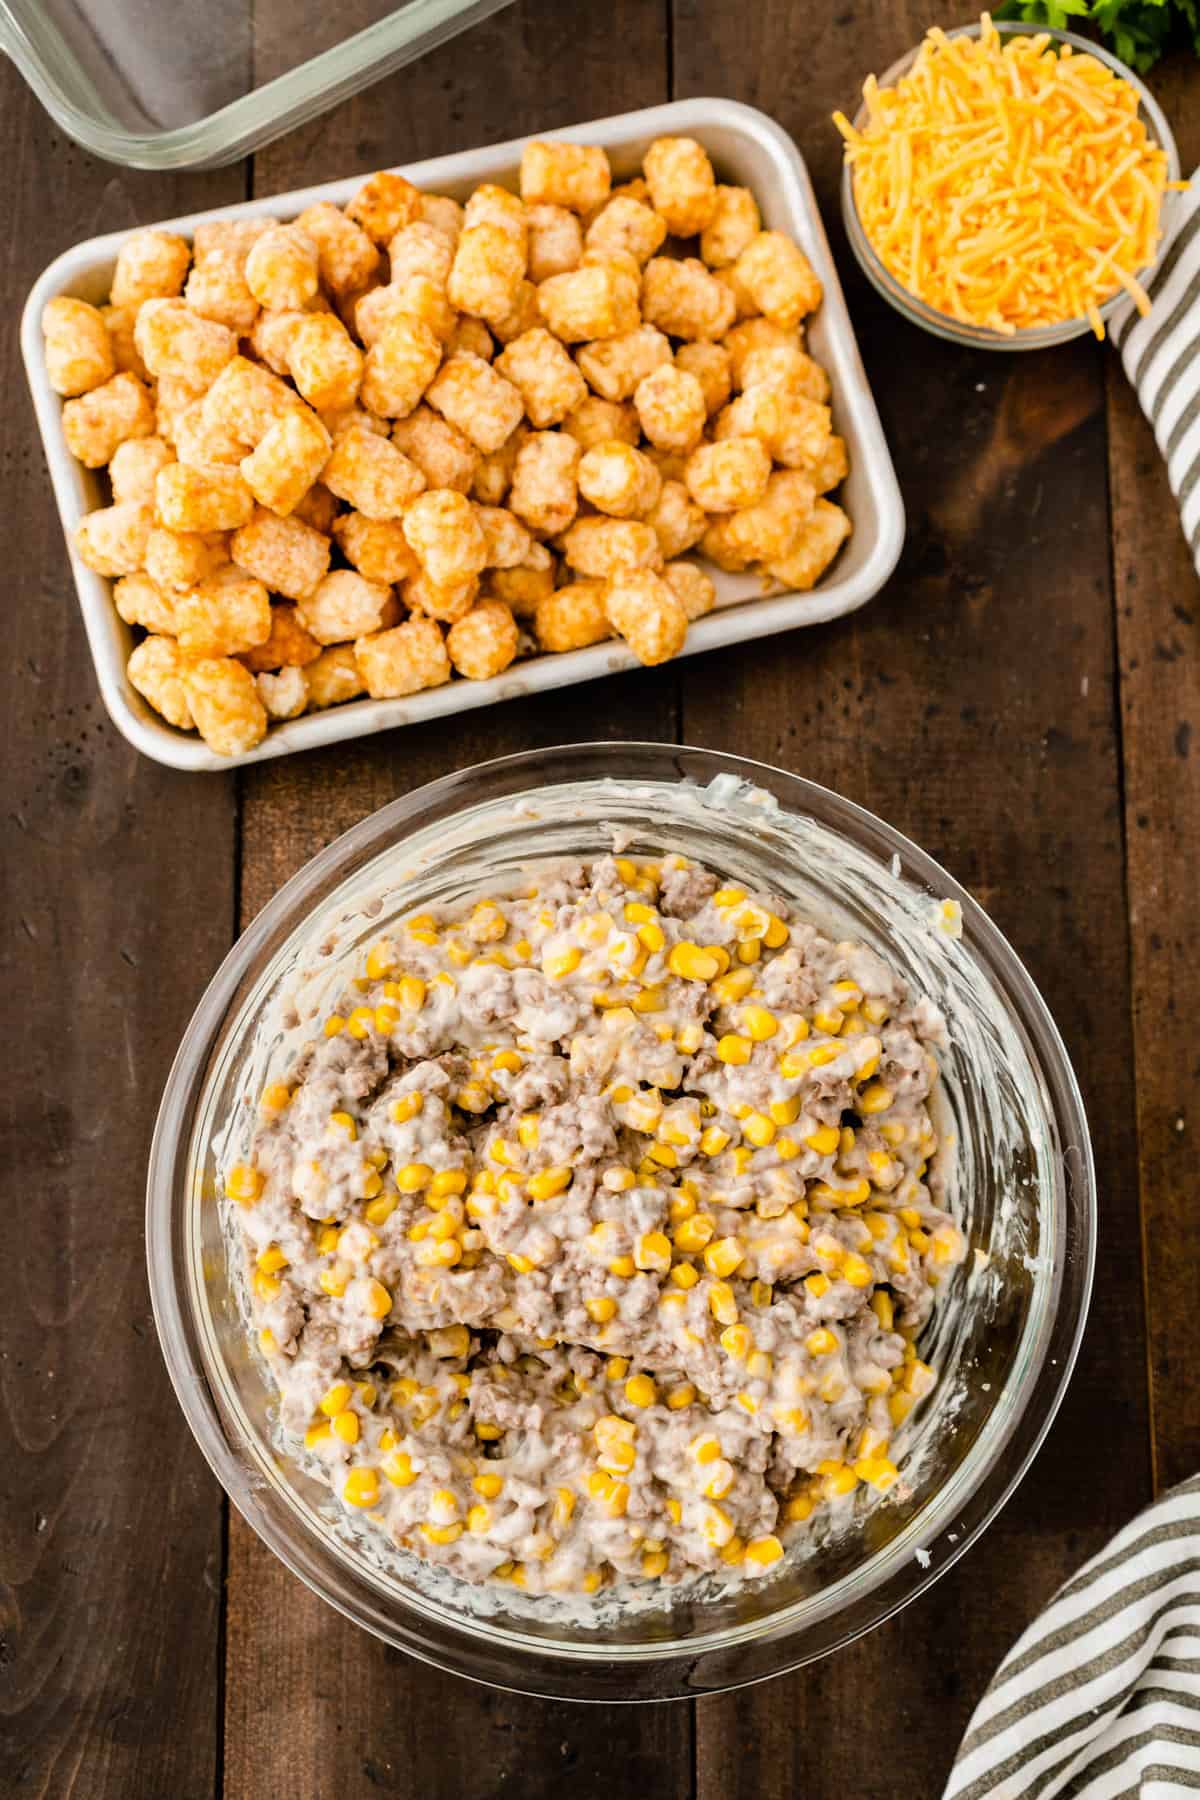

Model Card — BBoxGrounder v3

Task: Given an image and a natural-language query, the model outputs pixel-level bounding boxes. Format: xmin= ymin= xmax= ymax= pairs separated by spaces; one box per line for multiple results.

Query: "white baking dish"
xmin=21 ymin=97 xmax=904 ymax=772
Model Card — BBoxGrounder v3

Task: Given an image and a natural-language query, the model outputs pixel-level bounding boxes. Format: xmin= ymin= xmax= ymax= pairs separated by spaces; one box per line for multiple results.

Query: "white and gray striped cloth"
xmin=1113 ymin=174 xmax=1200 ymax=571
xmin=945 ymin=1475 xmax=1200 ymax=1798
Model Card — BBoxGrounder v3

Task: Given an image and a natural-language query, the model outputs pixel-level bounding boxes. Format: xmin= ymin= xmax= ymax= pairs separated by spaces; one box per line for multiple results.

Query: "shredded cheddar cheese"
xmin=834 ymin=14 xmax=1172 ymax=337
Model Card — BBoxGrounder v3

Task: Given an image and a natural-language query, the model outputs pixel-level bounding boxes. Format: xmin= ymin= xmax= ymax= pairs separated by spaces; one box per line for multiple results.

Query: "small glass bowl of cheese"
xmin=838 ymin=18 xmax=1180 ymax=351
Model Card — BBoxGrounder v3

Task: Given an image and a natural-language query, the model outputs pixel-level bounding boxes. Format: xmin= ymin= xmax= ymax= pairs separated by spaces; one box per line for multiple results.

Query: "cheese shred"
xmin=835 ymin=14 xmax=1173 ymax=337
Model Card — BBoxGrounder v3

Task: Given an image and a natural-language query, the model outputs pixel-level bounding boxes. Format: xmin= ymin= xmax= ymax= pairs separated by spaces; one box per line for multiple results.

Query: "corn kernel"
xmin=625 ymin=1373 xmax=657 ymax=1408
xmin=668 ymin=941 xmax=722 ymax=981
xmin=704 ymin=1236 xmax=744 ymax=1279
xmin=667 ymin=1382 xmax=697 ymax=1410
xmin=742 ymin=1112 xmax=776 ymax=1148
xmin=859 ymin=1082 xmax=894 ymax=1115
xmin=806 ymin=1327 xmax=838 ymax=1357
xmin=226 ymin=1163 xmax=264 ymax=1205
xmin=708 ymin=1281 xmax=738 ymax=1325
xmin=324 ymin=1016 xmax=345 ymax=1037
xmin=261 ymin=1082 xmax=292 ymax=1113
xmin=544 ymin=946 xmax=582 ymax=980
xmin=670 ymin=1261 xmax=700 ymax=1289
xmin=343 ymin=1468 xmax=380 ymax=1508
xmin=304 ymin=1421 xmax=331 ymax=1449
xmin=332 ymin=1410 xmax=360 ymax=1445
xmin=674 ymin=1214 xmax=715 ymax=1253
xmin=716 ymin=1033 xmax=751 ymax=1065
xmin=634 ymin=1230 xmax=672 ymax=1272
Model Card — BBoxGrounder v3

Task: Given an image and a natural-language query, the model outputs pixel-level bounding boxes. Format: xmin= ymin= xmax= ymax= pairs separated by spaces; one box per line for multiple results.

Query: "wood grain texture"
xmin=223 ymin=5 xmax=691 ymax=1797
xmin=673 ymin=1 xmax=1152 ymax=1793
xmin=0 ymin=63 xmax=242 ymax=1800
xmin=1107 ymin=53 xmax=1200 ymax=1496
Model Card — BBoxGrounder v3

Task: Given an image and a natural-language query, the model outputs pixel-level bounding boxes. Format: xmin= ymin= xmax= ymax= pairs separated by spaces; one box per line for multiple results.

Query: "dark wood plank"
xmin=671 ymin=2 xmax=1152 ymax=1793
xmin=0 ymin=63 xmax=242 ymax=1800
xmin=223 ymin=6 xmax=692 ymax=1796
xmin=1108 ymin=52 xmax=1200 ymax=1497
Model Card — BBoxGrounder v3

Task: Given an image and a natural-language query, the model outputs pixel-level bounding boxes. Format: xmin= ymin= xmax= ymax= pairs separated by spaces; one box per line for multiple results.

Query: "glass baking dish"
xmin=0 ymin=0 xmax=514 ymax=169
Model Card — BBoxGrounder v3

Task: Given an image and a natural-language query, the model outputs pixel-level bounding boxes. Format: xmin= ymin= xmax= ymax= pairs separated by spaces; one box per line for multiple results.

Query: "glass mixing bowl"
xmin=147 ymin=744 xmax=1095 ymax=1700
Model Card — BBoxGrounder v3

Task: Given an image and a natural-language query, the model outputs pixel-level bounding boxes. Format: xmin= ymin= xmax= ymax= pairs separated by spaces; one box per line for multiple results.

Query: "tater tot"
xmin=109 ymin=434 xmax=174 ymax=507
xmin=641 ymin=257 xmax=736 ymax=342
xmin=183 ymin=656 xmax=269 ymax=755
xmin=405 ymin=570 xmax=479 ymax=623
xmin=256 ymin=666 xmax=309 ymax=719
xmin=464 ymin=185 xmax=528 ymax=243
xmin=231 ymin=507 xmax=331 ymax=601
xmin=418 ymin=193 xmax=465 ymax=242
xmin=645 ymin=479 xmax=707 ymax=560
xmin=508 ymin=431 xmax=580 ymax=535
xmin=526 ymin=205 xmax=584 ymax=282
xmin=562 ymin=394 xmax=640 ymax=449
xmin=355 ymin=615 xmax=451 ymax=698
xmin=128 ymin=635 xmax=194 ymax=729
xmin=577 ymin=440 xmax=661 ymax=518
xmin=174 ymin=398 xmax=249 ymax=471
xmin=111 ymin=230 xmax=191 ymax=308
xmin=714 ymin=384 xmax=831 ymax=471
xmin=285 ymin=313 xmax=364 ymax=413
xmin=42 ymin=297 xmax=115 ymax=396
xmin=724 ymin=469 xmax=817 ymax=564
xmin=732 ymin=231 xmax=822 ymax=328
xmin=145 ymin=524 xmax=225 ymax=592
xmin=297 ymin=569 xmax=395 ymax=645
xmin=643 ymin=136 xmax=718 ymax=235
xmin=674 ymin=341 xmax=733 ymax=416
xmin=157 ymin=461 xmax=255 ymax=532
xmin=520 ymin=141 xmax=611 ymax=214
xmin=193 ymin=354 xmax=295 ymax=449
xmin=536 ymin=262 xmax=639 ymax=343
xmin=346 ymin=170 xmax=422 ymax=243
xmin=391 ymin=405 xmax=479 ymax=494
xmin=494 ymin=327 xmax=587 ymax=428
xmin=176 ymin=568 xmax=272 ymax=658
xmin=305 ymin=642 xmax=365 ymax=707
xmin=426 ymin=353 xmax=524 ymax=454
xmin=296 ymin=202 xmax=380 ymax=295
xmin=356 ymin=275 xmax=456 ymax=347
xmin=644 ymin=444 xmax=690 ymax=484
xmin=322 ymin=426 xmax=425 ymax=519
xmin=154 ymin=373 xmax=206 ymax=448
xmin=293 ymin=483 xmax=338 ymax=534
xmin=604 ymin=568 xmax=688 ymax=666
xmin=723 ymin=316 xmax=803 ymax=383
xmin=448 ymin=223 xmax=526 ymax=328
xmin=192 ymin=218 xmax=269 ymax=270
xmin=475 ymin=505 xmax=533 ymax=569
xmin=765 ymin=498 xmax=851 ymax=590
xmin=713 ymin=264 xmax=759 ymax=323
xmin=491 ymin=280 xmax=545 ymax=348
xmin=700 ymin=185 xmax=762 ymax=268
xmin=470 ymin=426 xmax=526 ymax=504
xmin=684 ymin=436 xmax=771 ymax=513
xmin=333 ymin=512 xmax=419 ymax=585
xmin=387 ymin=221 xmax=455 ymax=288
xmin=320 ymin=402 xmax=389 ymax=444
xmin=577 ymin=324 xmax=671 ymax=403
xmin=446 ymin=598 xmax=519 ymax=680
xmin=533 ymin=579 xmax=610 ymax=652
xmin=584 ymin=196 xmax=667 ymax=267
xmin=76 ymin=502 xmax=156 ymax=575
xmin=633 ymin=363 xmax=706 ymax=453
xmin=560 ymin=515 xmax=661 ymax=578
xmin=737 ymin=344 xmax=830 ymax=402
xmin=809 ymin=434 xmax=849 ymax=495
xmin=663 ymin=559 xmax=716 ymax=621
xmin=360 ymin=315 xmax=441 ymax=418
xmin=134 ymin=299 xmax=237 ymax=386
xmin=239 ymin=602 xmax=322 ymax=671
xmin=402 ymin=489 xmax=488 ymax=588
xmin=184 ymin=259 xmax=259 ymax=333
xmin=444 ymin=316 xmax=494 ymax=362
xmin=489 ymin=550 xmax=555 ymax=615
xmin=101 ymin=303 xmax=147 ymax=379
xmin=62 ymin=372 xmax=155 ymax=468
xmin=113 ymin=571 xmax=178 ymax=635
xmin=240 ymin=407 xmax=331 ymax=517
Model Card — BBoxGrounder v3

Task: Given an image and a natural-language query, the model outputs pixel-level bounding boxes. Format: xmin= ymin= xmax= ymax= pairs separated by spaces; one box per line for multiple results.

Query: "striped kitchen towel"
xmin=945 ymin=1474 xmax=1200 ymax=1799
xmin=1112 ymin=176 xmax=1200 ymax=571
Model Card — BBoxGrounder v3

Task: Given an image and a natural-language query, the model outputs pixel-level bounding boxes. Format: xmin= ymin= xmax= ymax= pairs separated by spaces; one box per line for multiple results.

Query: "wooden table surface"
xmin=3 ymin=1 xmax=1198 ymax=1793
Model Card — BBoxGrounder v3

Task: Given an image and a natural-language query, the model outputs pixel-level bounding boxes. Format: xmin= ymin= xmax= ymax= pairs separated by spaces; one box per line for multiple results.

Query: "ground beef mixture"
xmin=228 ymin=852 xmax=963 ymax=1597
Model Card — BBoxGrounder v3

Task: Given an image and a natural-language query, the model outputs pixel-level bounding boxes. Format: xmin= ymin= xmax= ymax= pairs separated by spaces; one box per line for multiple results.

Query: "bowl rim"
xmin=839 ymin=18 xmax=1182 ymax=351
xmin=146 ymin=743 xmax=1097 ymax=1700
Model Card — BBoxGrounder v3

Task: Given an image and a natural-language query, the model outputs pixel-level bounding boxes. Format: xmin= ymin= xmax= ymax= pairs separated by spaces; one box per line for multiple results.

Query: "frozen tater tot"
xmin=562 ymin=394 xmax=640 ymax=449
xmin=387 ymin=220 xmax=455 ymax=288
xmin=584 ymin=195 xmax=667 ymax=267
xmin=297 ymin=569 xmax=395 ymax=645
xmin=192 ymin=218 xmax=269 ymax=270
xmin=684 ymin=436 xmax=771 ymax=513
xmin=526 ymin=205 xmax=584 ymax=283
xmin=560 ymin=515 xmax=661 ymax=578
xmin=494 ymin=327 xmax=587 ymax=427
xmin=391 ymin=405 xmax=479 ymax=493
xmin=231 ymin=507 xmax=331 ymax=601
xmin=175 ymin=568 xmax=272 ymax=658
xmin=448 ymin=223 xmax=527 ymax=327
xmin=42 ymin=297 xmax=115 ymax=396
xmin=426 ymin=353 xmax=524 ymax=454
xmin=174 ymin=398 xmax=248 ymax=471
xmin=738 ymin=344 xmax=830 ymax=403
xmin=577 ymin=324 xmax=671 ymax=403
xmin=402 ymin=489 xmax=488 ymax=588
xmin=645 ymin=479 xmax=707 ymax=560
xmin=286 ymin=313 xmax=364 ymax=413
xmin=333 ymin=512 xmax=419 ymax=585
xmin=128 ymin=635 xmax=194 ymax=730
xmin=184 ymin=259 xmax=259 ymax=334
xmin=520 ymin=141 xmax=611 ymax=214
xmin=239 ymin=602 xmax=322 ymax=671
xmin=360 ymin=315 xmax=442 ymax=418
xmin=256 ymin=666 xmax=309 ymax=719
xmin=723 ymin=316 xmax=804 ymax=384
xmin=533 ymin=579 xmax=610 ymax=652
xmin=604 ymin=568 xmax=688 ymax=666
xmin=355 ymin=615 xmax=451 ymax=698
xmin=101 ymin=303 xmax=147 ymax=379
xmin=292 ymin=482 xmax=338 ymax=534
xmin=663 ymin=559 xmax=716 ymax=621
xmin=508 ymin=431 xmax=580 ymax=535
xmin=641 ymin=257 xmax=736 ymax=342
xmin=470 ymin=426 xmax=526 ymax=504
xmin=577 ymin=440 xmax=661 ymax=518
xmin=305 ymin=642 xmax=364 ymax=707
xmin=145 ymin=524 xmax=225 ymax=592
xmin=717 ymin=468 xmax=816 ymax=565
xmin=155 ymin=373 xmax=209 ymax=448
xmin=537 ymin=262 xmax=639 ymax=343
xmin=296 ymin=202 xmax=380 ymax=295
xmin=322 ymin=426 xmax=426 ymax=519
xmin=712 ymin=264 xmax=759 ymax=323
xmin=346 ymin=170 xmax=423 ymax=243
xmin=643 ymin=136 xmax=718 ymax=235
xmin=446 ymin=598 xmax=520 ymax=679
xmin=200 ymin=358 xmax=297 ymax=449
xmin=320 ymin=402 xmax=388 ymax=444
xmin=732 ymin=231 xmax=822 ymax=329
xmin=644 ymin=444 xmax=690 ymax=485
xmin=489 ymin=550 xmax=555 ymax=615
xmin=714 ymin=384 xmax=831 ymax=471
xmin=183 ymin=656 xmax=269 ymax=754
xmin=418 ymin=193 xmax=465 ymax=242
xmin=62 ymin=372 xmax=155 ymax=469
xmin=490 ymin=280 xmax=544 ymax=347
xmin=134 ymin=299 xmax=237 ymax=386
xmin=700 ymin=186 xmax=762 ymax=268
xmin=765 ymin=498 xmax=851 ymax=591
xmin=674 ymin=341 xmax=733 ymax=416
xmin=809 ymin=433 xmax=849 ymax=495
xmin=445 ymin=315 xmax=494 ymax=361
xmin=113 ymin=571 xmax=178 ymax=635
xmin=249 ymin=306 xmax=310 ymax=375
xmin=110 ymin=229 xmax=191 ymax=309
xmin=240 ymin=407 xmax=331 ymax=517
xmin=633 ymin=363 xmax=706 ymax=453
xmin=475 ymin=504 xmax=534 ymax=570
xmin=405 ymin=569 xmax=479 ymax=623
xmin=464 ymin=184 xmax=528 ymax=244
xmin=356 ymin=277 xmax=451 ymax=350
xmin=158 ymin=462 xmax=255 ymax=532
xmin=109 ymin=435 xmax=173 ymax=507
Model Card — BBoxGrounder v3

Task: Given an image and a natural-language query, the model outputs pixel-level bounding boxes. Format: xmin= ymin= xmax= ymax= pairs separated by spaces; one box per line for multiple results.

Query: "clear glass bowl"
xmin=147 ymin=744 xmax=1095 ymax=1700
xmin=840 ymin=21 xmax=1181 ymax=351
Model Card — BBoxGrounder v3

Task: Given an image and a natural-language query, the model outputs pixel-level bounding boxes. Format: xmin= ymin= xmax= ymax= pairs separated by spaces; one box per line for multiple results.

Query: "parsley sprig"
xmin=996 ymin=0 xmax=1200 ymax=70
